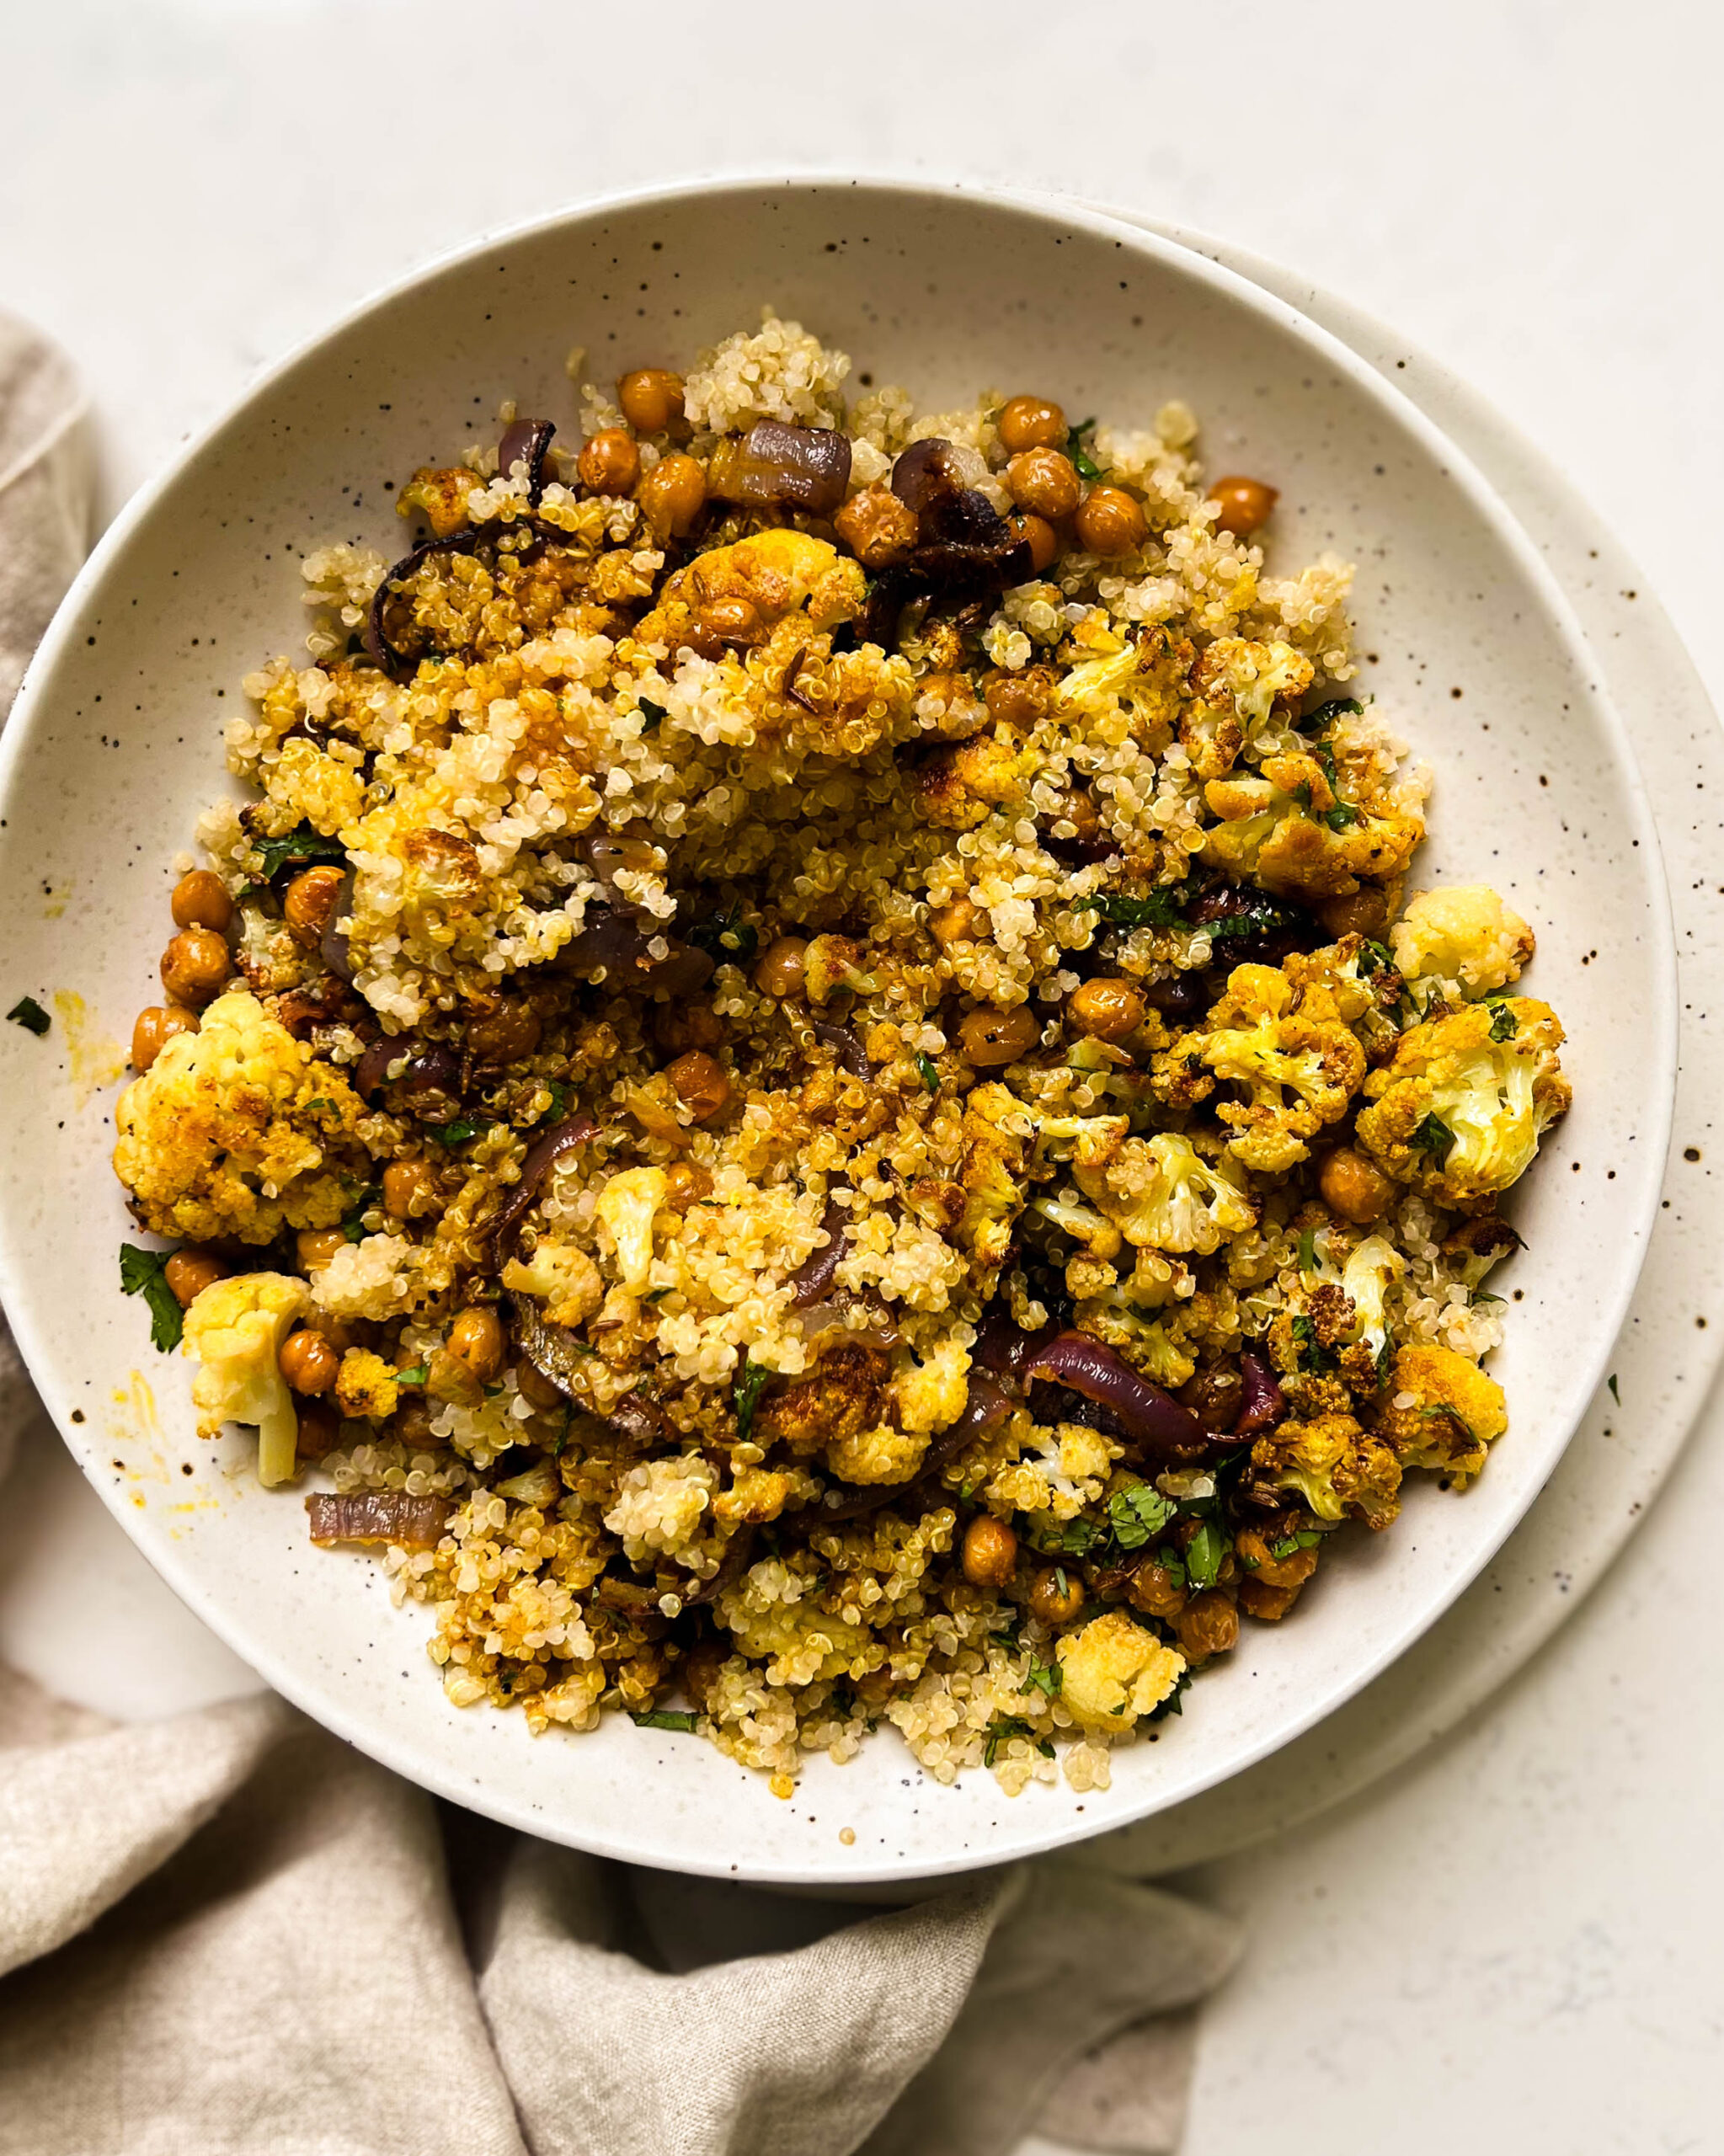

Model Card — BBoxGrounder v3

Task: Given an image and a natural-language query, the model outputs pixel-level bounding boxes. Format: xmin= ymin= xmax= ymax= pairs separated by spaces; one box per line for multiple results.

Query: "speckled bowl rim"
xmin=0 ymin=174 xmax=1678 ymax=1883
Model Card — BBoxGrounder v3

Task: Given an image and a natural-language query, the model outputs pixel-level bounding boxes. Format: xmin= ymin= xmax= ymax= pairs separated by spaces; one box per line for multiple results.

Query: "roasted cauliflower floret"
xmin=914 ymin=733 xmax=1038 ymax=830
xmin=1355 ymin=997 xmax=1570 ymax=1207
xmin=180 ymin=1272 xmax=311 ymax=1487
xmin=1156 ymin=961 xmax=1367 ymax=1174
xmin=1338 ymin=1231 xmax=1406 ymax=1374
xmin=1201 ymin=750 xmax=1423 ymax=901
xmin=825 ymin=1421 xmax=931 ymax=1486
xmin=500 ymin=1238 xmax=606 ymax=1331
xmin=1250 ymin=1410 xmax=1402 ymax=1529
xmin=1075 ymin=1131 xmax=1257 ymax=1255
xmin=889 ymin=1334 xmax=973 ymax=1436
xmin=113 ymin=990 xmax=369 ymax=1246
xmin=1375 ymin=1342 xmax=1508 ymax=1482
xmin=642 ymin=527 xmax=864 ymax=645
xmin=595 ymin=1166 xmax=668 ymax=1294
xmin=1181 ymin=635 xmax=1315 ymax=776
xmin=1390 ymin=884 xmax=1534 ymax=997
xmin=1056 ymin=1610 xmax=1187 ymax=1731
xmin=955 ymin=1082 xmax=1032 ymax=1268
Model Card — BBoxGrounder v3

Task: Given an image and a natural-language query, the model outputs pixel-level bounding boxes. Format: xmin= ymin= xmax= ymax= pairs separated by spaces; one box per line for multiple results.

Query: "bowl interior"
xmin=0 ymin=179 xmax=1673 ymax=1882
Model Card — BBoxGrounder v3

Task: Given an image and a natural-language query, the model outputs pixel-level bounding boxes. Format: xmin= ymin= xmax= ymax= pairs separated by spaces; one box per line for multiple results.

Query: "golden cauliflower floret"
xmin=180 ymin=1272 xmax=310 ymax=1487
xmin=1376 ymin=1342 xmax=1508 ymax=1482
xmin=1390 ymin=884 xmax=1535 ymax=996
xmin=113 ymin=991 xmax=369 ymax=1246
xmin=501 ymin=1239 xmax=606 ymax=1329
xmin=889 ymin=1335 xmax=973 ymax=1436
xmin=1075 ymin=1131 xmax=1257 ymax=1255
xmin=955 ymin=1081 xmax=1031 ymax=1269
xmin=641 ymin=528 xmax=863 ymax=648
xmin=825 ymin=1421 xmax=931 ymax=1486
xmin=334 ymin=1348 xmax=402 ymax=1422
xmin=1354 ymin=997 xmax=1570 ymax=1208
xmin=1182 ymin=635 xmax=1315 ymax=777
xmin=397 ymin=465 xmax=478 ymax=536
xmin=1056 ymin=1611 xmax=1186 ymax=1732
xmin=595 ymin=1166 xmax=668 ymax=1294
xmin=1202 ymin=752 xmax=1422 ymax=899
xmin=914 ymin=733 xmax=1036 ymax=830
xmin=1251 ymin=1411 xmax=1402 ymax=1529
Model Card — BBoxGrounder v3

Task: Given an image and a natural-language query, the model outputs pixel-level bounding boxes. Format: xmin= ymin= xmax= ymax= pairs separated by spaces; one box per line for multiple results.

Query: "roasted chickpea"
xmin=997 ymin=395 xmax=1067 ymax=455
xmin=163 ymin=1249 xmax=227 ymax=1307
xmin=638 ymin=452 xmax=706 ymax=541
xmin=927 ymin=900 xmax=978 ymax=950
xmin=655 ymin=1002 xmax=725 ymax=1054
xmin=382 ymin=1157 xmax=438 ymax=1220
xmin=390 ymin=1396 xmax=437 ymax=1449
xmin=1005 ymin=511 xmax=1059 ymax=575
xmin=296 ymin=1229 xmax=347 ymax=1273
xmin=447 ymin=1305 xmax=505 ymax=1385
xmin=1234 ymin=1524 xmax=1321 ymax=1593
xmin=961 ymin=1513 xmax=1019 ymax=1589
xmin=958 ymin=1005 xmax=1040 ymax=1068
xmin=697 ymin=595 xmax=762 ymax=646
xmin=1067 ymin=976 xmax=1145 ymax=1042
xmin=280 ymin=1328 xmax=339 ymax=1396
xmin=1179 ymin=1364 xmax=1244 ymax=1433
xmin=1315 ymin=886 xmax=1390 ymax=939
xmin=283 ymin=865 xmax=347 ymax=948
xmin=1005 ymin=447 xmax=1081 ymax=520
xmin=160 ymin=928 xmax=230 ymax=1008
xmin=577 ymin=426 xmax=642 ymax=496
xmin=616 ymin=368 xmax=686 ymax=435
xmin=832 ymin=483 xmax=918 ymax=568
xmin=466 ymin=1001 xmax=542 ymax=1063
xmin=1209 ymin=474 xmax=1278 ymax=538
xmin=1028 ymin=1564 xmax=1086 ymax=1627
xmin=666 ymin=1049 xmax=732 ymax=1123
xmin=1172 ymin=1588 xmax=1240 ymax=1662
xmin=662 ymin=1159 xmax=714 ymax=1208
xmin=983 ymin=665 xmax=1053 ymax=729
xmin=1129 ymin=1558 xmax=1188 ymax=1621
xmin=1074 ymin=484 xmax=1148 ymax=558
xmin=1319 ymin=1145 xmax=1399 ymax=1226
xmin=293 ymin=1399 xmax=341 ymax=1463
xmin=753 ymin=936 xmax=809 ymax=1000
xmin=170 ymin=869 xmax=233 ymax=933
xmin=131 ymin=1003 xmax=198 ymax=1072
xmin=1238 ymin=1574 xmax=1302 ymax=1621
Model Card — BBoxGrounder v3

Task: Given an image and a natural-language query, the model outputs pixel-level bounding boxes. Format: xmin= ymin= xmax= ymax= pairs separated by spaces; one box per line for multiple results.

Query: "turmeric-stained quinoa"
xmin=112 ymin=314 xmax=1570 ymax=1796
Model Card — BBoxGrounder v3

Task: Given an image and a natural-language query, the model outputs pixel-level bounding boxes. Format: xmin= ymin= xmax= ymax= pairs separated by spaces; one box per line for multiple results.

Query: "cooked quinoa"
xmin=112 ymin=312 xmax=1572 ymax=1797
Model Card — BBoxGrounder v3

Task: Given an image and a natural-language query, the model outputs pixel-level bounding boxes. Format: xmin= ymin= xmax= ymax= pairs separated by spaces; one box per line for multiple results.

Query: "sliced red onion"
xmin=498 ymin=417 xmax=556 ymax=504
xmin=355 ymin=1034 xmax=409 ymax=1100
xmin=387 ymin=1043 xmax=463 ymax=1121
xmin=559 ymin=907 xmax=715 ymax=998
xmin=711 ymin=421 xmax=852 ymax=516
xmin=307 ymin=1492 xmax=450 ymax=1549
xmin=487 ymin=1114 xmax=599 ymax=1252
xmin=1024 ymin=1332 xmax=1212 ymax=1464
xmin=812 ymin=1019 xmax=870 ymax=1079
xmin=973 ymin=1305 xmax=1056 ymax=1385
xmin=1235 ymin=1351 xmax=1285 ymax=1436
xmin=364 ymin=530 xmax=481 ymax=680
xmin=790 ymin=1198 xmax=849 ymax=1307
xmin=510 ymin=1298 xmax=594 ymax=1401
xmin=889 ymin=437 xmax=961 ymax=514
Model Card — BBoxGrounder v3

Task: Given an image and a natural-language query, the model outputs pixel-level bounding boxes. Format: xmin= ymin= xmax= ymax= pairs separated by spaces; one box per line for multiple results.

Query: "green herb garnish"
xmin=393 ymin=1364 xmax=429 ymax=1386
xmin=632 ymin=1709 xmax=699 ymax=1733
xmin=1108 ymin=1483 xmax=1177 ymax=1550
xmin=1411 ymin=1112 xmax=1456 ymax=1166
xmin=1489 ymin=1001 xmax=1518 ymax=1043
xmin=247 ymin=824 xmax=345 ymax=883
xmin=914 ymin=1052 xmax=940 ymax=1094
xmin=119 ymin=1244 xmax=183 ymax=1353
xmin=1026 ymin=1658 xmax=1063 ymax=1699
xmin=1082 ymin=885 xmax=1188 ymax=929
xmin=1155 ymin=1544 xmax=1188 ymax=1592
xmin=1375 ymin=1334 xmax=1395 ymax=1389
xmin=688 ymin=905 xmax=759 ymax=966
xmin=1054 ymin=1517 xmax=1103 ymax=1556
xmin=430 ymin=1118 xmax=484 ymax=1148
xmin=1148 ymin=1668 xmax=1193 ymax=1722
xmin=1065 ymin=418 xmax=1102 ymax=482
xmin=636 ymin=699 xmax=665 ymax=732
xmin=1183 ymin=1518 xmax=1228 ymax=1592
xmin=983 ymin=1716 xmax=1054 ymax=1768
xmin=1269 ymin=1529 xmax=1325 ymax=1560
xmin=1300 ymin=696 xmax=1364 ymax=736
xmin=1297 ymin=1227 xmax=1317 ymax=1275
xmin=7 ymin=996 xmax=50 ymax=1036
xmin=733 ymin=1354 xmax=770 ymax=1443
xmin=1289 ymin=1312 xmax=1333 ymax=1374
xmin=1358 ymin=938 xmax=1396 ymax=978
xmin=340 ymin=1183 xmax=382 ymax=1242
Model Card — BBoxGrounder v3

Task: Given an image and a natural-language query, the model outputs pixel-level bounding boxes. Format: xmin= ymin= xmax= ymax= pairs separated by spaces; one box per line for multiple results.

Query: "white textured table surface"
xmin=3 ymin=4 xmax=1722 ymax=2150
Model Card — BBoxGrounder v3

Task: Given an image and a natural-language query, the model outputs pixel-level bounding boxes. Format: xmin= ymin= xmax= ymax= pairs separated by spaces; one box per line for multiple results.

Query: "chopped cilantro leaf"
xmin=1607 ymin=1372 xmax=1620 ymax=1405
xmin=1290 ymin=1312 xmax=1332 ymax=1374
xmin=341 ymin=1183 xmax=382 ymax=1241
xmin=689 ymin=905 xmax=759 ymax=965
xmin=1411 ymin=1112 xmax=1456 ymax=1166
xmin=1470 ymin=1288 xmax=1505 ymax=1307
xmin=1026 ymin=1658 xmax=1062 ymax=1698
xmin=1300 ymin=696 xmax=1364 ymax=736
xmin=1108 ymin=1483 xmax=1177 ymax=1550
xmin=1489 ymin=1001 xmax=1518 ymax=1043
xmin=119 ymin=1244 xmax=183 ymax=1353
xmin=1358 ymin=938 xmax=1396 ymax=978
xmin=632 ymin=1708 xmax=699 ymax=1733
xmin=1324 ymin=801 xmax=1359 ymax=831
xmin=430 ymin=1118 xmax=484 ymax=1148
xmin=1297 ymin=1227 xmax=1317 ymax=1275
xmin=1082 ymin=885 xmax=1188 ymax=929
xmin=734 ymin=1355 xmax=770 ymax=1443
xmin=542 ymin=1077 xmax=573 ymax=1122
xmin=550 ymin=1406 xmax=574 ymax=1458
xmin=1148 ymin=1668 xmax=1193 ymax=1722
xmin=393 ymin=1364 xmax=429 ymax=1385
xmin=247 ymin=825 xmax=346 ymax=883
xmin=1065 ymin=418 xmax=1102 ymax=482
xmin=1055 ymin=1517 xmax=1103 ymax=1556
xmin=1375 ymin=1333 xmax=1395 ymax=1388
xmin=915 ymin=1052 xmax=940 ymax=1094
xmin=1183 ymin=1518 xmax=1228 ymax=1591
xmin=636 ymin=699 xmax=665 ymax=732
xmin=7 ymin=996 xmax=50 ymax=1036
xmin=1155 ymin=1544 xmax=1188 ymax=1592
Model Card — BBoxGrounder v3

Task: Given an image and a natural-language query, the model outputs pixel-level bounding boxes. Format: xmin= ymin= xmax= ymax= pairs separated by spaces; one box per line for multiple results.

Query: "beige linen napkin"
xmin=0 ymin=313 xmax=1241 ymax=2156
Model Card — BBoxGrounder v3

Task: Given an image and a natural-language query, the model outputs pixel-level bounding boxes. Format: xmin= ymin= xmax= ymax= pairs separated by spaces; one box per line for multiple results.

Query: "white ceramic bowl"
xmin=0 ymin=179 xmax=1674 ymax=1884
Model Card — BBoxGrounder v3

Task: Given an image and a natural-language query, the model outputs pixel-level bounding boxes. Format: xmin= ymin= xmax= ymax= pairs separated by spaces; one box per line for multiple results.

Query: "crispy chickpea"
xmin=390 ymin=1396 xmax=436 ymax=1449
xmin=163 ymin=1249 xmax=226 ymax=1307
xmin=753 ymin=936 xmax=809 ymax=1000
xmin=638 ymin=452 xmax=706 ymax=541
xmin=160 ymin=928 xmax=230 ymax=1008
xmin=170 ymin=869 xmax=232 ymax=933
xmin=1172 ymin=1588 xmax=1240 ymax=1662
xmin=1180 ymin=1364 xmax=1244 ymax=1433
xmin=662 ymin=1159 xmax=714 ymax=1208
xmin=1209 ymin=475 xmax=1278 ymax=538
xmin=293 ymin=1399 xmax=341 ymax=1463
xmin=928 ymin=900 xmax=978 ymax=949
xmin=131 ymin=1003 xmax=197 ymax=1072
xmin=1028 ymin=1564 xmax=1086 ymax=1627
xmin=997 ymin=395 xmax=1067 ymax=455
xmin=655 ymin=1001 xmax=725 ymax=1054
xmin=448 ymin=1306 xmax=506 ymax=1385
xmin=577 ymin=426 xmax=642 ymax=496
xmin=616 ymin=368 xmax=686 ymax=435
xmin=1238 ymin=1575 xmax=1302 ymax=1621
xmin=1320 ymin=1145 xmax=1399 ymax=1226
xmin=984 ymin=665 xmax=1053 ymax=729
xmin=832 ymin=483 xmax=918 ymax=568
xmin=698 ymin=595 xmax=762 ymax=646
xmin=282 ymin=864 xmax=346 ymax=949
xmin=1005 ymin=511 xmax=1059 ymax=575
xmin=466 ymin=1001 xmax=542 ymax=1063
xmin=280 ymin=1328 xmax=339 ymax=1396
xmin=1315 ymin=886 xmax=1390 ymax=939
xmin=666 ymin=1049 xmax=732 ymax=1123
xmin=1074 ymin=484 xmax=1147 ymax=558
xmin=961 ymin=1513 xmax=1019 ymax=1589
xmin=1234 ymin=1524 xmax=1321 ymax=1593
xmin=296 ymin=1229 xmax=347 ymax=1273
xmin=1129 ymin=1558 xmax=1188 ymax=1621
xmin=1067 ymin=976 xmax=1145 ymax=1043
xmin=1005 ymin=447 xmax=1081 ymax=520
xmin=382 ymin=1157 xmax=437 ymax=1220
xmin=958 ymin=1004 xmax=1040 ymax=1068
